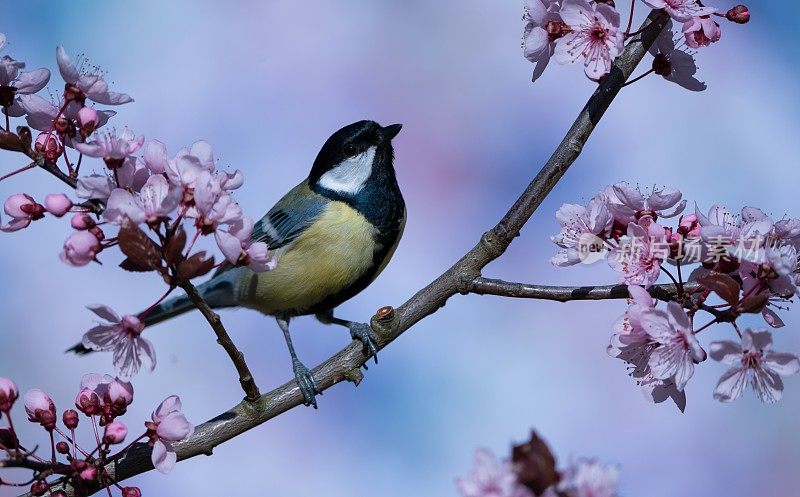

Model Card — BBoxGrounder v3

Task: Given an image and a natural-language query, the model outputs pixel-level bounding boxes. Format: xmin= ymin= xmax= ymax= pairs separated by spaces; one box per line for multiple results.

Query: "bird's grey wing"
xmin=251 ymin=181 xmax=328 ymax=250
xmin=211 ymin=181 xmax=327 ymax=278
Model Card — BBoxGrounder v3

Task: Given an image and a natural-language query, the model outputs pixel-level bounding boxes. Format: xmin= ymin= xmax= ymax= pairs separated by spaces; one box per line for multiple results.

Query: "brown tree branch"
xmin=179 ymin=281 xmax=261 ymax=401
xmin=466 ymin=277 xmax=698 ymax=303
xmin=22 ymin=9 xmax=670 ymax=496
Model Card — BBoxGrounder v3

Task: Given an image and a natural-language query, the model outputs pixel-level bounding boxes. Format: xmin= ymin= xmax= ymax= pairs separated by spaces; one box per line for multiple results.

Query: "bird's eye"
xmin=343 ymin=144 xmax=358 ymax=157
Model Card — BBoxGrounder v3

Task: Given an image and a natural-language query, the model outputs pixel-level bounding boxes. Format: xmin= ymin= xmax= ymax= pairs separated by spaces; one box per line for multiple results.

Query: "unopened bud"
xmin=51 ymin=492 xmax=69 ymax=497
xmin=726 ymin=5 xmax=750 ymax=24
xmin=71 ymin=213 xmax=96 ymax=230
xmin=78 ymin=465 xmax=98 ymax=482
xmin=34 ymin=132 xmax=63 ymax=163
xmin=63 ymin=409 xmax=80 ymax=430
xmin=122 ymin=487 xmax=143 ymax=497
xmin=77 ymin=107 xmax=100 ymax=137
xmin=44 ymin=193 xmax=73 ymax=217
xmin=30 ymin=480 xmax=50 ymax=496
xmin=54 ymin=117 xmax=71 ymax=135
xmin=103 ymin=422 xmax=128 ymax=444
xmin=56 ymin=441 xmax=70 ymax=454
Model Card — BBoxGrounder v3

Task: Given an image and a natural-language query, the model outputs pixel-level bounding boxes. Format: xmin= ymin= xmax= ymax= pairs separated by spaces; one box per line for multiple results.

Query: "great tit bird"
xmin=72 ymin=120 xmax=406 ymax=408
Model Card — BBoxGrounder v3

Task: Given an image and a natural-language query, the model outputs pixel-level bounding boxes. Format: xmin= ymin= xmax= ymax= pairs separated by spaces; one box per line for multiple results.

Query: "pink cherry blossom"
xmin=607 ymin=182 xmax=686 ymax=226
xmin=140 ymin=140 xmax=169 ymax=175
xmin=607 ymin=223 xmax=663 ymax=288
xmin=683 ymin=15 xmax=721 ymax=49
xmin=76 ymin=173 xmax=116 ymax=202
xmin=607 ymin=286 xmax=687 ymax=411
xmin=74 ymin=127 xmax=144 ymax=164
xmin=166 ymin=154 xmax=204 ymax=189
xmin=545 ymin=458 xmax=619 ymax=497
xmin=1 ymin=193 xmax=45 ymax=232
xmin=174 ymin=140 xmax=215 ymax=171
xmin=122 ymin=487 xmax=142 ymax=497
xmin=18 ymin=94 xmax=116 ymax=135
xmin=43 ymin=193 xmax=73 ymax=217
xmin=24 ymin=389 xmax=56 ymax=427
xmin=710 ymin=329 xmax=800 ymax=403
xmin=0 ymin=377 xmax=18 ymax=411
xmin=641 ymin=0 xmax=715 ymax=22
xmin=554 ymin=0 xmax=624 ymax=80
xmin=104 ymin=175 xmax=182 ymax=225
xmin=639 ymin=301 xmax=706 ymax=391
xmin=550 ymin=196 xmax=613 ymax=266
xmin=523 ymin=0 xmax=564 ymax=82
xmin=103 ymin=422 xmax=128 ymax=444
xmin=60 ymin=230 xmax=101 ymax=266
xmin=698 ymin=205 xmax=773 ymax=263
xmin=214 ymin=217 xmax=276 ymax=272
xmin=648 ymin=21 xmax=706 ymax=91
xmin=1 ymin=66 xmax=51 ymax=117
xmin=56 ymin=46 xmax=133 ymax=105
xmin=77 ymin=106 xmax=100 ymax=133
xmin=455 ymin=448 xmax=533 ymax=497
xmin=191 ymin=171 xmax=244 ymax=233
xmin=147 ymin=396 xmax=194 ymax=474
xmin=81 ymin=304 xmax=156 ymax=379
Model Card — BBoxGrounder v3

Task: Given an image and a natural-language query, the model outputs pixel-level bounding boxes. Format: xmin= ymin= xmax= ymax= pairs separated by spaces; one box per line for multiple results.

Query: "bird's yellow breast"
xmin=238 ymin=201 xmax=380 ymax=315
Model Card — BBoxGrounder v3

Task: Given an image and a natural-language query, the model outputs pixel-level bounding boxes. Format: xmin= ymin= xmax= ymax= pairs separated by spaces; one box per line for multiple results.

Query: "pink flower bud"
xmin=106 ymin=378 xmax=134 ymax=409
xmin=70 ymin=213 xmax=96 ymax=230
xmin=75 ymin=387 xmax=101 ymax=416
xmin=678 ymin=213 xmax=701 ymax=238
xmin=24 ymin=389 xmax=56 ymax=428
xmin=51 ymin=492 xmax=68 ymax=497
xmin=30 ymin=480 xmax=50 ymax=496
xmin=34 ymin=132 xmax=63 ymax=162
xmin=122 ymin=487 xmax=142 ymax=497
xmin=44 ymin=193 xmax=73 ymax=217
xmin=56 ymin=440 xmax=70 ymax=454
xmin=1 ymin=193 xmax=45 ymax=232
xmin=103 ymin=421 xmax=128 ymax=444
xmin=78 ymin=464 xmax=98 ymax=482
xmin=62 ymin=409 xmax=79 ymax=430
xmin=0 ymin=377 xmax=18 ymax=411
xmin=77 ymin=107 xmax=100 ymax=135
xmin=726 ymin=5 xmax=750 ymax=24
xmin=683 ymin=16 xmax=721 ymax=49
xmin=60 ymin=230 xmax=101 ymax=267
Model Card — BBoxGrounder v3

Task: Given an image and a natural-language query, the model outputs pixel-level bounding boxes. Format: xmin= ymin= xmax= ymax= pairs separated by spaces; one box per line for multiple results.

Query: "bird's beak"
xmin=379 ymin=123 xmax=402 ymax=142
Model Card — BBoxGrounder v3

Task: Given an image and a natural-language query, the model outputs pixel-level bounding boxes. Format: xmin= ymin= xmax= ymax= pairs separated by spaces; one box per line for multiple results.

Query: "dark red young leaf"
xmin=695 ymin=272 xmax=741 ymax=307
xmin=0 ymin=130 xmax=23 ymax=152
xmin=165 ymin=225 xmax=187 ymax=265
xmin=511 ymin=430 xmax=560 ymax=496
xmin=118 ymin=219 xmax=163 ymax=272
xmin=176 ymin=251 xmax=215 ymax=282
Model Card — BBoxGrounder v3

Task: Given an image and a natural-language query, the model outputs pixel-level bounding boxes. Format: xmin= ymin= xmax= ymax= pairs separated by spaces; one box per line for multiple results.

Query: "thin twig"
xmin=466 ymin=277 xmax=697 ymax=303
xmin=179 ymin=281 xmax=261 ymax=401
xmin=20 ymin=10 xmax=670 ymax=496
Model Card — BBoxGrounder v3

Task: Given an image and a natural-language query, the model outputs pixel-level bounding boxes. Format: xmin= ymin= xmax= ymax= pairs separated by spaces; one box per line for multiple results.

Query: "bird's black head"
xmin=308 ymin=120 xmax=402 ymax=200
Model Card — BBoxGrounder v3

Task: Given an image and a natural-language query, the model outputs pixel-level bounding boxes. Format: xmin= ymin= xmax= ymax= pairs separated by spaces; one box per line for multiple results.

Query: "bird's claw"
xmin=292 ymin=359 xmax=319 ymax=408
xmin=349 ymin=322 xmax=378 ymax=364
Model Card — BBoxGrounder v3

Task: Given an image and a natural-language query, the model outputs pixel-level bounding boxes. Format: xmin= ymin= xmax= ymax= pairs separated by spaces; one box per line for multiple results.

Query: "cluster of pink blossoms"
xmin=0 ymin=36 xmax=277 ymax=379
xmin=456 ymin=432 xmax=619 ymax=497
xmin=523 ymin=0 xmax=749 ymax=88
xmin=551 ymin=182 xmax=800 ymax=410
xmin=0 ymin=374 xmax=193 ymax=496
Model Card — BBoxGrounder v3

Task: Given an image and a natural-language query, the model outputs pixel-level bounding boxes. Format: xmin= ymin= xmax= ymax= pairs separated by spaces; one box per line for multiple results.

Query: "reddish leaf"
xmin=118 ymin=220 xmax=163 ymax=272
xmin=176 ymin=251 xmax=215 ymax=282
xmin=120 ymin=257 xmax=157 ymax=272
xmin=511 ymin=430 xmax=559 ymax=496
xmin=0 ymin=130 xmax=23 ymax=152
xmin=740 ymin=292 xmax=769 ymax=314
xmin=165 ymin=225 xmax=187 ymax=265
xmin=696 ymin=272 xmax=741 ymax=307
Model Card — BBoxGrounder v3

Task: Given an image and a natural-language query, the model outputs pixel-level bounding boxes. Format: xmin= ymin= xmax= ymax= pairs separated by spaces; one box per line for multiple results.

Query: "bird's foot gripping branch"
xmin=0 ymin=1 xmax=770 ymax=496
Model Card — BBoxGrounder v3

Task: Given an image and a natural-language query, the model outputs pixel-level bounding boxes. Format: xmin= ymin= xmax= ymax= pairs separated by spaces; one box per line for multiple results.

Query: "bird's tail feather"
xmin=67 ymin=270 xmax=241 ymax=355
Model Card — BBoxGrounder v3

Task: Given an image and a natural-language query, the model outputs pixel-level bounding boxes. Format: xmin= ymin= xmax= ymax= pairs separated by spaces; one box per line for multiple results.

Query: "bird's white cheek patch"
xmin=318 ymin=146 xmax=376 ymax=195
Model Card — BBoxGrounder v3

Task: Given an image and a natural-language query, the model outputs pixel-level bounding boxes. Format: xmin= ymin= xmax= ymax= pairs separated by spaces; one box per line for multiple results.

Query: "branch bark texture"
xmin=27 ymin=9 xmax=670 ymax=496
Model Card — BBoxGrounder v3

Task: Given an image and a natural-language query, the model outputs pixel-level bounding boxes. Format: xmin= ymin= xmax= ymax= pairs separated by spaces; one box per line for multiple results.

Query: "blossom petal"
xmin=713 ymin=366 xmax=747 ymax=402
xmin=764 ymin=352 xmax=800 ymax=376
xmin=56 ymin=46 xmax=79 ymax=84
xmin=151 ymin=440 xmax=177 ymax=474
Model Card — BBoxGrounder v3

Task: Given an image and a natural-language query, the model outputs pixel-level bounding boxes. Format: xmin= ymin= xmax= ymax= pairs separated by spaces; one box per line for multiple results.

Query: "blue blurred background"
xmin=2 ymin=1 xmax=800 ymax=496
